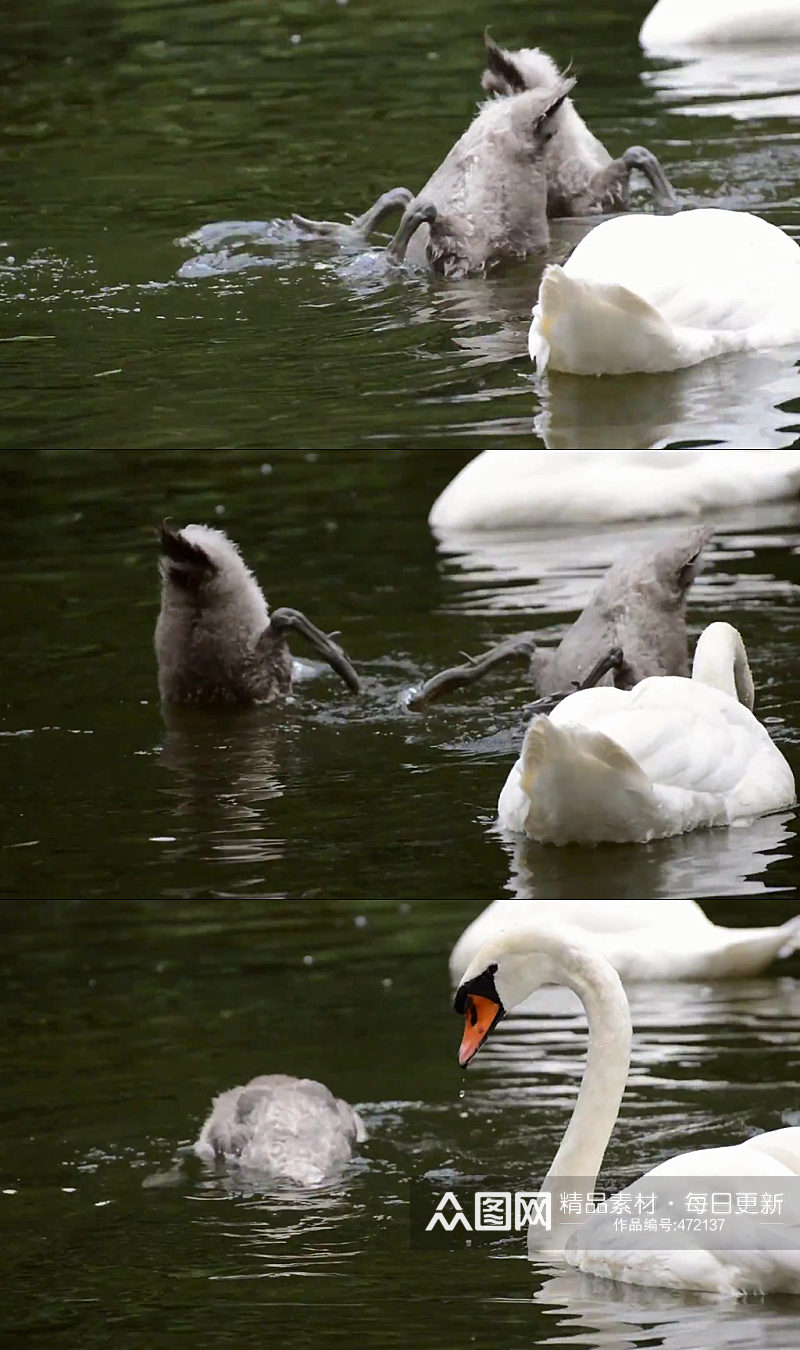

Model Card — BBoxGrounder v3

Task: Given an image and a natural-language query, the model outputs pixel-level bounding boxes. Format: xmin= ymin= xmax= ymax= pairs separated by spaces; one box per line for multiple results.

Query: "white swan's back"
xmin=529 ymin=209 xmax=800 ymax=375
xmin=641 ymin=0 xmax=800 ymax=49
xmin=428 ymin=449 xmax=800 ymax=532
xmin=194 ymin=1075 xmax=366 ymax=1185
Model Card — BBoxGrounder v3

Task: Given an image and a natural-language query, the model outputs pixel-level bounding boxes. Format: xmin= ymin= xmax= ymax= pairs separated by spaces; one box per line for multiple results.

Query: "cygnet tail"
xmin=529 ymin=265 xmax=684 ymax=375
xmin=517 ymin=715 xmax=661 ymax=845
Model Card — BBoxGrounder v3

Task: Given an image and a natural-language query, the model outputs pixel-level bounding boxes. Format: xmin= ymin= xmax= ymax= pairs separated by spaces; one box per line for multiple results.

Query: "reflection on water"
xmin=157 ymin=707 xmax=286 ymax=874
xmin=534 ymin=1269 xmax=800 ymax=1349
xmin=642 ymin=45 xmax=800 ymax=122
xmin=429 ymin=505 xmax=800 ymax=617
xmin=503 ymin=811 xmax=797 ymax=901
xmin=537 ymin=351 xmax=800 ymax=451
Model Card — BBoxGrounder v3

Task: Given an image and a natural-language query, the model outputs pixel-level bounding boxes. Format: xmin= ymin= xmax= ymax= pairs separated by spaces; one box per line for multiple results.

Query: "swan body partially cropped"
xmin=455 ymin=925 xmax=800 ymax=1295
xmin=428 ymin=450 xmax=800 ymax=532
xmin=155 ymin=523 xmax=360 ymax=706
xmin=641 ymin=0 xmax=800 ymax=50
xmin=194 ymin=1075 xmax=366 ymax=1185
xmin=529 ymin=209 xmax=800 ymax=375
xmin=450 ymin=899 xmax=800 ymax=985
xmin=498 ymin=622 xmax=795 ymax=844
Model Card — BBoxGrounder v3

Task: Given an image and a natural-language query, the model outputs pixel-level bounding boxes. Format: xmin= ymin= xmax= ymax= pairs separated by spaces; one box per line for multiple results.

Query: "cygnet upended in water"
xmin=154 ymin=522 xmax=361 ymax=706
xmin=194 ymin=1075 xmax=367 ymax=1185
xmin=294 ymin=58 xmax=575 ymax=276
xmin=480 ymin=35 xmax=675 ymax=215
xmin=292 ymin=34 xmax=674 ymax=276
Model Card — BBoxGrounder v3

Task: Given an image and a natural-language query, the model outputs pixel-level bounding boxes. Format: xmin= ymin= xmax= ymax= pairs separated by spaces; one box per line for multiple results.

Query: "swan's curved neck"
xmin=691 ymin=622 xmax=754 ymax=709
xmin=538 ymin=944 xmax=632 ymax=1201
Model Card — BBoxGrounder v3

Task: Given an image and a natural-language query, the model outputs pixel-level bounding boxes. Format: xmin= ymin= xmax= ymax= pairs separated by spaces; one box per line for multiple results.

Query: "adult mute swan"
xmin=641 ymin=0 xmax=800 ymax=50
xmin=528 ymin=209 xmax=800 ymax=375
xmin=155 ymin=523 xmax=360 ymax=706
xmin=450 ymin=899 xmax=800 ymax=985
xmin=428 ymin=451 xmax=800 ymax=532
xmin=455 ymin=925 xmax=800 ymax=1294
xmin=497 ymin=621 xmax=795 ymax=844
xmin=194 ymin=1075 xmax=366 ymax=1185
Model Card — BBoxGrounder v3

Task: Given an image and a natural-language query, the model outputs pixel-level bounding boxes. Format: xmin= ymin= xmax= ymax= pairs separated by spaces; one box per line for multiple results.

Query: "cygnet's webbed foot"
xmin=621 ymin=146 xmax=677 ymax=209
xmin=524 ymin=647 xmax=624 ymax=716
xmin=268 ymin=607 xmax=361 ymax=694
xmin=407 ymin=632 xmax=539 ymax=711
xmin=385 ymin=200 xmax=437 ymax=264
xmin=292 ymin=187 xmax=414 ymax=242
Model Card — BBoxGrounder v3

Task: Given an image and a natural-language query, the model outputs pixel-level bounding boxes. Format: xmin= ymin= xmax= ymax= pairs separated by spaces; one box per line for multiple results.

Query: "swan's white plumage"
xmin=497 ymin=623 xmax=795 ymax=845
xmin=450 ymin=899 xmax=800 ymax=985
xmin=528 ymin=209 xmax=800 ymax=375
xmin=641 ymin=0 xmax=800 ymax=49
xmin=193 ymin=1075 xmax=366 ymax=1185
xmin=457 ymin=926 xmax=800 ymax=1295
xmin=428 ymin=450 xmax=800 ymax=531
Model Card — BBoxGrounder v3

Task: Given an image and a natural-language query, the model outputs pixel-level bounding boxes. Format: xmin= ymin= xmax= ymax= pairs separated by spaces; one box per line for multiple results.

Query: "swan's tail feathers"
xmin=516 ymin=715 xmax=661 ymax=844
xmin=777 ymin=915 xmax=800 ymax=961
xmin=529 ymin=265 xmax=679 ymax=375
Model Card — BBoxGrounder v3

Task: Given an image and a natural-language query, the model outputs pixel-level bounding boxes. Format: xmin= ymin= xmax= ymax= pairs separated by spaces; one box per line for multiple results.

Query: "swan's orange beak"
xmin=458 ymin=994 xmax=503 ymax=1067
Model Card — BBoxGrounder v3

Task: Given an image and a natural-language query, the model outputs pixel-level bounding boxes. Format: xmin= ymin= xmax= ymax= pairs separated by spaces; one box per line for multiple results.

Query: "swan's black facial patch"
xmin=454 ymin=962 xmax=502 ymax=1015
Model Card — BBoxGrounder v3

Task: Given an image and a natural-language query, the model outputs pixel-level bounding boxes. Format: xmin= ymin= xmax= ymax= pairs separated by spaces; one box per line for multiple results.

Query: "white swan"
xmin=641 ymin=0 xmax=800 ymax=50
xmin=428 ymin=450 xmax=800 ymax=531
xmin=528 ymin=209 xmax=800 ymax=375
xmin=497 ymin=621 xmax=796 ymax=844
xmin=450 ymin=899 xmax=800 ymax=985
xmin=194 ymin=1075 xmax=366 ymax=1185
xmin=455 ymin=925 xmax=800 ymax=1295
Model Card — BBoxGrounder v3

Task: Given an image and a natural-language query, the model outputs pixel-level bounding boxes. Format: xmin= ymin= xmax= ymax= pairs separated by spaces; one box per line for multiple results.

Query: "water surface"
xmin=2 ymin=0 xmax=799 ymax=447
xmin=3 ymin=448 xmax=800 ymax=1347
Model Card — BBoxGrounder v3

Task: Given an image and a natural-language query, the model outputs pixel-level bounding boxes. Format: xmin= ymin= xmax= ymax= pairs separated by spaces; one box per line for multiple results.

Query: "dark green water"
xmin=3 ymin=448 xmax=800 ymax=1347
xmin=2 ymin=0 xmax=799 ymax=448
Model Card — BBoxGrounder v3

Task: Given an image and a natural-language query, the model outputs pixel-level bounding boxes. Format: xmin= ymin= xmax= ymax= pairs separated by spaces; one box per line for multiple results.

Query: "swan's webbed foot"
xmin=406 ymin=632 xmax=538 ymax=711
xmin=292 ymin=187 xmax=413 ymax=242
xmin=621 ymin=146 xmax=677 ymax=209
xmin=267 ymin=607 xmax=361 ymax=694
xmin=524 ymin=647 xmax=624 ymax=716
xmin=385 ymin=200 xmax=437 ymax=264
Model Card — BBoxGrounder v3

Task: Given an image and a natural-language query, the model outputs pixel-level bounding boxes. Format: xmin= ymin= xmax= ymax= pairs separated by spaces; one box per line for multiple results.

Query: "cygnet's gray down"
xmin=480 ymin=35 xmax=676 ymax=215
xmin=194 ymin=1075 xmax=367 ymax=1185
xmin=154 ymin=523 xmax=361 ymax=706
xmin=292 ymin=34 xmax=674 ymax=277
xmin=408 ymin=525 xmax=712 ymax=709
xmin=534 ymin=523 xmax=713 ymax=695
xmin=294 ymin=65 xmax=574 ymax=277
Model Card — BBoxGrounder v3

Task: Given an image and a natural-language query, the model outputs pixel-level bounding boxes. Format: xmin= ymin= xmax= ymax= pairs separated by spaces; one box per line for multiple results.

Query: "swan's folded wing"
xmin=570 ymin=678 xmax=777 ymax=797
